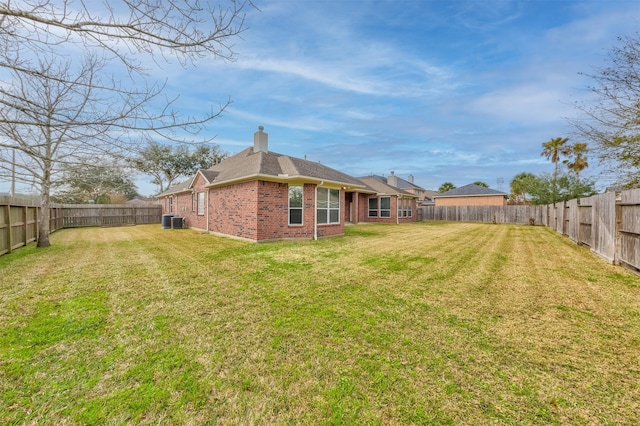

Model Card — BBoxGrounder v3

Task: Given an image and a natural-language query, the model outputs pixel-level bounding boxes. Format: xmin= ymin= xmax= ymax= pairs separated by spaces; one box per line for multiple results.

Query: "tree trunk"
xmin=37 ymin=166 xmax=51 ymax=247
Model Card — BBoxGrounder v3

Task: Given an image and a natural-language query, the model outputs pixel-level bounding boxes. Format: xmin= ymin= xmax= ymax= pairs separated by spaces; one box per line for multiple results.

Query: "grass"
xmin=0 ymin=222 xmax=639 ymax=425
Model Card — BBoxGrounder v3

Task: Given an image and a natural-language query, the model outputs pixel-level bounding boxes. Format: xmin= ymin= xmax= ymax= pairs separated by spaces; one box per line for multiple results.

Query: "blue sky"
xmin=152 ymin=0 xmax=637 ymax=196
xmin=3 ymin=0 xmax=639 ymax=196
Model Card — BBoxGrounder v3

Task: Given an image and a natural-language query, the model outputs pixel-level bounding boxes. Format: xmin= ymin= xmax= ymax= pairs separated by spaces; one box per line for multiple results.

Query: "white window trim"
xmin=288 ymin=185 xmax=304 ymax=226
xmin=197 ymin=192 xmax=205 ymax=215
xmin=369 ymin=196 xmax=391 ymax=217
xmin=316 ymin=187 xmax=340 ymax=225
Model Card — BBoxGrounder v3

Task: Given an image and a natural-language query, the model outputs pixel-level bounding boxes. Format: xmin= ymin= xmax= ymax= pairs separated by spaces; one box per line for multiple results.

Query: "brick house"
xmin=433 ymin=183 xmax=508 ymax=206
xmin=158 ymin=127 xmax=419 ymax=242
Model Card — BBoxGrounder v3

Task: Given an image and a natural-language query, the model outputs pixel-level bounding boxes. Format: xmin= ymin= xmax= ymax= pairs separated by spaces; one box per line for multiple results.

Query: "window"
xmin=169 ymin=197 xmax=173 ymax=213
xmin=369 ymin=196 xmax=390 ymax=217
xmin=289 ymin=185 xmax=303 ymax=225
xmin=368 ymin=197 xmax=378 ymax=217
xmin=191 ymin=192 xmax=195 ymax=211
xmin=197 ymin=192 xmax=205 ymax=215
xmin=317 ymin=187 xmax=340 ymax=224
xmin=380 ymin=197 xmax=391 ymax=217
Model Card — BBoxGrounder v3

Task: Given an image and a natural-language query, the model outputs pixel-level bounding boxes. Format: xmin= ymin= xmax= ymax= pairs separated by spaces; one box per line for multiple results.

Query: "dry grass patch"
xmin=0 ymin=222 xmax=639 ymax=425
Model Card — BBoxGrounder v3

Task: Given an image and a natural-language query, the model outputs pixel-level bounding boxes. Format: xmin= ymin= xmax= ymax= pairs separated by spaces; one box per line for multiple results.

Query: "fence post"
xmin=23 ymin=205 xmax=28 ymax=246
xmin=6 ymin=204 xmax=12 ymax=254
xmin=614 ymin=202 xmax=622 ymax=265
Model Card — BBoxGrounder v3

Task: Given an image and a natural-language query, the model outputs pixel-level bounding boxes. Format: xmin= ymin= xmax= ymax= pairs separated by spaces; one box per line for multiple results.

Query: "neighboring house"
xmin=433 ymin=183 xmax=508 ymax=206
xmin=126 ymin=197 xmax=160 ymax=206
xmin=157 ymin=127 xmax=418 ymax=242
xmin=387 ymin=173 xmax=436 ymax=206
xmin=356 ymin=172 xmax=419 ymax=224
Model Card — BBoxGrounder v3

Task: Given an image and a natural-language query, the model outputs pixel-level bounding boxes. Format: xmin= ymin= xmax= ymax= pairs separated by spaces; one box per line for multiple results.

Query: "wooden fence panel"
xmin=565 ymin=199 xmax=579 ymax=243
xmin=0 ymin=205 xmax=9 ymax=255
xmin=618 ymin=189 xmax=640 ymax=270
xmin=578 ymin=196 xmax=593 ymax=247
xmin=134 ymin=207 xmax=163 ymax=224
xmin=591 ymin=191 xmax=617 ymax=263
xmin=61 ymin=205 xmax=162 ymax=227
xmin=0 ymin=203 xmax=39 ymax=255
xmin=547 ymin=204 xmax=558 ymax=233
xmin=0 ymin=200 xmax=161 ymax=256
xmin=419 ymin=205 xmax=547 ymax=225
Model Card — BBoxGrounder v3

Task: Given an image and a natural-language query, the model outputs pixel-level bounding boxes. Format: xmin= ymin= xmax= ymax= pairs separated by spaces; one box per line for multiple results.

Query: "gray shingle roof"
xmin=357 ymin=175 xmax=418 ymax=197
xmin=204 ymin=147 xmax=365 ymax=188
xmin=156 ymin=180 xmax=192 ymax=197
xmin=434 ymin=183 xmax=507 ymax=198
xmin=395 ymin=176 xmax=425 ymax=191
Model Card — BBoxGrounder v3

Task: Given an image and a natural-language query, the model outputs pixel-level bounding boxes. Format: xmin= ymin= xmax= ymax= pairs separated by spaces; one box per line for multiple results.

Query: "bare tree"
xmin=0 ymin=56 xmax=139 ymax=245
xmin=0 ymin=1 xmax=248 ymax=75
xmin=0 ymin=0 xmax=249 ymax=247
xmin=571 ymin=33 xmax=640 ymax=188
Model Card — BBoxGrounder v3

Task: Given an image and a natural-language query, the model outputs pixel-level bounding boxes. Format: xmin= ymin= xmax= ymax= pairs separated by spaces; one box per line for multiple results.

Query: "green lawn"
xmin=1 ymin=222 xmax=639 ymax=425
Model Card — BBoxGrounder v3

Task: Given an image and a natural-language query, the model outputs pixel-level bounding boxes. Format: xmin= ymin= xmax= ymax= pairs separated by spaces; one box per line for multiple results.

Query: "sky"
xmin=2 ymin=0 xmax=639 ymax=196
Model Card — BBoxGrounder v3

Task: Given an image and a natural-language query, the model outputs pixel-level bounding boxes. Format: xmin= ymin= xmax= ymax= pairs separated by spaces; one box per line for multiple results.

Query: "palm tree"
xmin=564 ymin=143 xmax=589 ymax=183
xmin=438 ymin=182 xmax=456 ymax=193
xmin=541 ymin=137 xmax=570 ymax=203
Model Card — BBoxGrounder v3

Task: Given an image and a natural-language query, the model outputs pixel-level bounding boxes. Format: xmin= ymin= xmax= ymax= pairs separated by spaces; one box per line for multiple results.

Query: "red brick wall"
xmin=254 ymin=182 xmax=344 ymax=241
xmin=165 ymin=179 xmax=348 ymax=241
xmin=186 ymin=174 xmax=208 ymax=231
xmin=158 ymin=175 xmax=210 ymax=231
xmin=206 ymin=181 xmax=349 ymax=241
xmin=208 ymin=180 xmax=260 ymax=240
xmin=355 ymin=194 xmax=417 ymax=224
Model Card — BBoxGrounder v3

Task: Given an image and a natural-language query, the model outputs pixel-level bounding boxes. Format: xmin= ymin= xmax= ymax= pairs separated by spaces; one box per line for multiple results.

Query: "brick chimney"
xmin=387 ymin=171 xmax=398 ymax=187
xmin=253 ymin=126 xmax=268 ymax=153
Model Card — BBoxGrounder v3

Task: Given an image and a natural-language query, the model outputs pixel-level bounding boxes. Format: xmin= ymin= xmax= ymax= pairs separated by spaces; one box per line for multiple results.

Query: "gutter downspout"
xmin=314 ymin=185 xmax=318 ymax=240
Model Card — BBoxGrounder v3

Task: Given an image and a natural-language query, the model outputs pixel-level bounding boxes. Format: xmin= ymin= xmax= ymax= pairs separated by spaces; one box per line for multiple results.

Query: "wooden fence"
xmin=419 ymin=204 xmax=549 ymax=225
xmin=0 ymin=196 xmax=161 ymax=256
xmin=418 ymin=188 xmax=640 ymax=271
xmin=60 ymin=204 xmax=162 ymax=228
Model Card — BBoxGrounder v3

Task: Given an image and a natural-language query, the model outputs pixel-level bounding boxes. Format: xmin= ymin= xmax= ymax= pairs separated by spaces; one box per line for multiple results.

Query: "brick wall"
xmin=355 ymin=193 xmax=418 ymax=224
xmin=163 ymin=179 xmax=350 ymax=241
xmin=187 ymin=174 xmax=208 ymax=231
xmin=158 ymin=175 xmax=210 ymax=231
xmin=208 ymin=180 xmax=260 ymax=240
xmin=206 ymin=181 xmax=345 ymax=242
xmin=434 ymin=195 xmax=507 ymax=206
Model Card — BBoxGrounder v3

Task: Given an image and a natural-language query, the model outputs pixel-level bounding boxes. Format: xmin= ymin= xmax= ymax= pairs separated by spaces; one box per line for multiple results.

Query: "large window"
xmin=197 ymin=192 xmax=205 ymax=215
xmin=317 ymin=187 xmax=340 ymax=224
xmin=368 ymin=196 xmax=391 ymax=217
xmin=289 ymin=185 xmax=303 ymax=225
